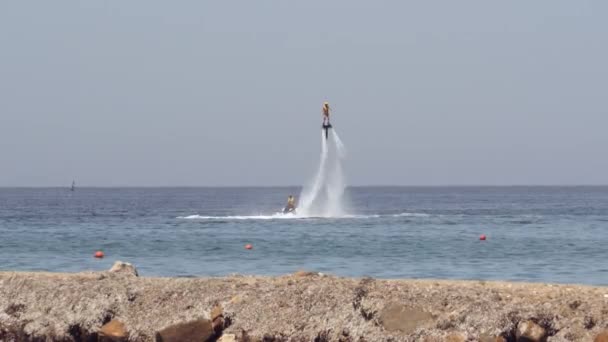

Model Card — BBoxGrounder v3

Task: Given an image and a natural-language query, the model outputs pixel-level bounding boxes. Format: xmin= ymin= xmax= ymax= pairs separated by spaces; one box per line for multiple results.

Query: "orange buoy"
xmin=94 ymin=251 xmax=104 ymax=258
xmin=245 ymin=244 xmax=253 ymax=250
xmin=479 ymin=234 xmax=487 ymax=241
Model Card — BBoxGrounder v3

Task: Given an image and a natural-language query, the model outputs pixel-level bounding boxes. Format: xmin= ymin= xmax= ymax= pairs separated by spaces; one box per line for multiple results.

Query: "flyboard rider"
xmin=322 ymin=101 xmax=331 ymax=126
xmin=322 ymin=101 xmax=333 ymax=139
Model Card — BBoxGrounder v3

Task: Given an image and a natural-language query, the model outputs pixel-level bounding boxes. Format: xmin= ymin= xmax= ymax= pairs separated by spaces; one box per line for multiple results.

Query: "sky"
xmin=1 ymin=1 xmax=607 ymax=186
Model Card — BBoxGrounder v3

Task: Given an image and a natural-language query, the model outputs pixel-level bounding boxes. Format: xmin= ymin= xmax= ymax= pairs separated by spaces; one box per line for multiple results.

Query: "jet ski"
xmin=283 ymin=206 xmax=296 ymax=215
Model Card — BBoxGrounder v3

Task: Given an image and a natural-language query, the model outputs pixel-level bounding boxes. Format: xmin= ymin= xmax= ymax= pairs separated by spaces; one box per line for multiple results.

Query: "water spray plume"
xmin=298 ymin=128 xmax=348 ymax=217
xmin=298 ymin=131 xmax=329 ymax=213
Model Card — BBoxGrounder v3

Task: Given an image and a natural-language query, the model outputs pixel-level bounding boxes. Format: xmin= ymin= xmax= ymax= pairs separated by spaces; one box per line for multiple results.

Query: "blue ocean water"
xmin=0 ymin=187 xmax=607 ymax=285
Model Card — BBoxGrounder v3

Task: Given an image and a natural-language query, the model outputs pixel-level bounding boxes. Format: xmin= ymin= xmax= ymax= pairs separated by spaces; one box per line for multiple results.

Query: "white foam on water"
xmin=177 ymin=213 xmax=299 ymax=220
xmin=178 ymin=213 xmax=379 ymax=220
xmin=342 ymin=214 xmax=381 ymax=219
xmin=392 ymin=212 xmax=431 ymax=217
xmin=177 ymin=212 xmax=429 ymax=220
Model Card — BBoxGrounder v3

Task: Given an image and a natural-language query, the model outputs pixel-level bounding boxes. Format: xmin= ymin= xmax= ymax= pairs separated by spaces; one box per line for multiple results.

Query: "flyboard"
xmin=322 ymin=122 xmax=332 ymax=140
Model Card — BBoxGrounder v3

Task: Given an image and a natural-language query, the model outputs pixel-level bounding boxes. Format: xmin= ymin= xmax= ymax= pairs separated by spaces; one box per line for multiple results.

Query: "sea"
xmin=1 ymin=187 xmax=607 ymax=285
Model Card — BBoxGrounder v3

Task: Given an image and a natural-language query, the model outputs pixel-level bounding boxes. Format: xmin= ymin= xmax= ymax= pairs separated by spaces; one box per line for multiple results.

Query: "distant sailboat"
xmin=71 ymin=180 xmax=76 ymax=192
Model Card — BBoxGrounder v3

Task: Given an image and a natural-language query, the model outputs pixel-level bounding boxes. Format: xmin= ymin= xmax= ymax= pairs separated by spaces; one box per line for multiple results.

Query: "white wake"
xmin=176 ymin=212 xmax=429 ymax=220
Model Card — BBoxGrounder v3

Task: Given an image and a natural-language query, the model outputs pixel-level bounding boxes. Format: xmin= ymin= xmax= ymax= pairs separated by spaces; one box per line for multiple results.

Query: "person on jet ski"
xmin=322 ymin=101 xmax=331 ymax=126
xmin=284 ymin=195 xmax=296 ymax=213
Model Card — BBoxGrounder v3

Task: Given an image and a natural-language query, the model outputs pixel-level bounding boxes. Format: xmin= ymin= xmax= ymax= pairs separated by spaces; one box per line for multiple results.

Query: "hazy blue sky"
xmin=1 ymin=1 xmax=606 ymax=186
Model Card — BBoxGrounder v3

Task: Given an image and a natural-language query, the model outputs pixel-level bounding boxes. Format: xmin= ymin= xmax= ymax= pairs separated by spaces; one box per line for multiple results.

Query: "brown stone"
xmin=99 ymin=319 xmax=128 ymax=342
xmin=212 ymin=317 xmax=224 ymax=334
xmin=378 ymin=303 xmax=434 ymax=334
xmin=595 ymin=331 xmax=608 ymax=342
xmin=294 ymin=270 xmax=317 ymax=277
xmin=422 ymin=337 xmax=442 ymax=342
xmin=445 ymin=332 xmax=466 ymax=342
xmin=211 ymin=304 xmax=223 ymax=321
xmin=479 ymin=335 xmax=507 ymax=342
xmin=516 ymin=320 xmax=547 ymax=342
xmin=155 ymin=318 xmax=214 ymax=342
xmin=218 ymin=334 xmax=236 ymax=342
xmin=211 ymin=304 xmax=224 ymax=333
xmin=239 ymin=330 xmax=261 ymax=342
xmin=108 ymin=261 xmax=138 ymax=276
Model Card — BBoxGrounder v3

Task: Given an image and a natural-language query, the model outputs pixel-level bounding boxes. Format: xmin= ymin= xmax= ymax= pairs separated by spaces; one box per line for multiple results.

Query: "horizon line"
xmin=1 ymin=184 xmax=608 ymax=188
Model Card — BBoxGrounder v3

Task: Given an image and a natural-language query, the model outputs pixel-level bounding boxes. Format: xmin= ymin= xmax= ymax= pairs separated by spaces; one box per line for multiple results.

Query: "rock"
xmin=293 ymin=270 xmax=317 ymax=277
xmin=479 ymin=335 xmax=507 ymax=342
xmin=218 ymin=334 xmax=236 ymax=342
xmin=436 ymin=318 xmax=454 ymax=330
xmin=445 ymin=332 xmax=466 ymax=342
xmin=99 ymin=319 xmax=128 ymax=342
xmin=239 ymin=330 xmax=261 ymax=342
xmin=516 ymin=320 xmax=547 ymax=342
xmin=4 ymin=303 xmax=25 ymax=317
xmin=568 ymin=300 xmax=581 ymax=310
xmin=378 ymin=303 xmax=434 ymax=334
xmin=211 ymin=304 xmax=224 ymax=333
xmin=595 ymin=331 xmax=608 ymax=342
xmin=108 ymin=261 xmax=138 ymax=276
xmin=155 ymin=318 xmax=215 ymax=342
xmin=211 ymin=304 xmax=223 ymax=321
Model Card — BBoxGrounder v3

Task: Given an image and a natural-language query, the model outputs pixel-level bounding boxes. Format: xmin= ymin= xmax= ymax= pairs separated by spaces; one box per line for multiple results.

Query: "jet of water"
xmin=298 ymin=128 xmax=348 ymax=217
xmin=332 ymin=130 xmax=347 ymax=159
xmin=298 ymin=130 xmax=329 ymax=215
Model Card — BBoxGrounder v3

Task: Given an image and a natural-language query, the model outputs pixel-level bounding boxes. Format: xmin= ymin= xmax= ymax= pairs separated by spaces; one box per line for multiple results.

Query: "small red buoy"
xmin=245 ymin=244 xmax=253 ymax=250
xmin=479 ymin=234 xmax=487 ymax=241
xmin=94 ymin=251 xmax=104 ymax=258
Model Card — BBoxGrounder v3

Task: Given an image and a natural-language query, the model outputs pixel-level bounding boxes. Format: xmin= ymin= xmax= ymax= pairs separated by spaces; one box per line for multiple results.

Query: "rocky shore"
xmin=1 ymin=262 xmax=608 ymax=341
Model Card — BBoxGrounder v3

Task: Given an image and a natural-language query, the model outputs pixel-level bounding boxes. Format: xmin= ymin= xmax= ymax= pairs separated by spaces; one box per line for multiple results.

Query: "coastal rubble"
xmin=1 ymin=266 xmax=608 ymax=341
xmin=108 ymin=262 xmax=138 ymax=277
